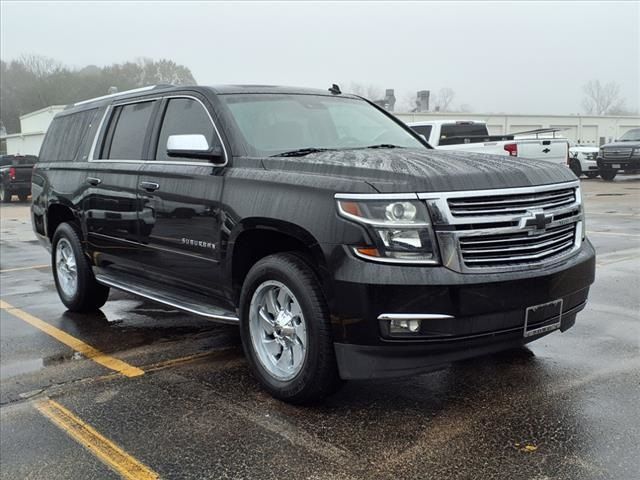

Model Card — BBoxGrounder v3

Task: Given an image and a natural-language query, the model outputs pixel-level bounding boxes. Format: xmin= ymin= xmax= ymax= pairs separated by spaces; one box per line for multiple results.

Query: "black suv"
xmin=32 ymin=85 xmax=596 ymax=403
xmin=597 ymin=127 xmax=640 ymax=181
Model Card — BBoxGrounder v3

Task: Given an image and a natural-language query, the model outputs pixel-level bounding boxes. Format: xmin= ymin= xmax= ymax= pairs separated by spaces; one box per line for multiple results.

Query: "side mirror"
xmin=166 ymin=134 xmax=224 ymax=163
xmin=418 ymin=134 xmax=427 ymax=141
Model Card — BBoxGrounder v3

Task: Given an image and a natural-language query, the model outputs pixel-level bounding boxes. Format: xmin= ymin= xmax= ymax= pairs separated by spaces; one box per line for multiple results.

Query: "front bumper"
xmin=325 ymin=240 xmax=596 ymax=379
xmin=597 ymin=156 xmax=640 ymax=171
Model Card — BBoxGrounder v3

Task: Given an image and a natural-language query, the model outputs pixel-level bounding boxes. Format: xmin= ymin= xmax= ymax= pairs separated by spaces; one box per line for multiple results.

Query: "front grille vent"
xmin=447 ymin=188 xmax=575 ymax=217
xmin=603 ymin=148 xmax=632 ymax=160
xmin=459 ymin=223 xmax=576 ymax=268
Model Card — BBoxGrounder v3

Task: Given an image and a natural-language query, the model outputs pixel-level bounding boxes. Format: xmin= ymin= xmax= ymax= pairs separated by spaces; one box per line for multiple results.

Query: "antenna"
xmin=328 ymin=84 xmax=341 ymax=95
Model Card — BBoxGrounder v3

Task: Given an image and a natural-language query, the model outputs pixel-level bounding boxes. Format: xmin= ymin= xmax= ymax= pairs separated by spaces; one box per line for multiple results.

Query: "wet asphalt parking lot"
xmin=1 ymin=177 xmax=639 ymax=480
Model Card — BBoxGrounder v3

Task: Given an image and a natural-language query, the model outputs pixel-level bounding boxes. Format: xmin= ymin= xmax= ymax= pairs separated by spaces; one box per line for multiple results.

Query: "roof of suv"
xmin=65 ymin=84 xmax=355 ymax=113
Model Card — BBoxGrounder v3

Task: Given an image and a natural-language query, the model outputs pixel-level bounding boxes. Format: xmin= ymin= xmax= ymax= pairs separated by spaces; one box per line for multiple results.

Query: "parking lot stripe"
xmin=0 ymin=300 xmax=144 ymax=378
xmin=35 ymin=399 xmax=160 ymax=480
xmin=0 ymin=264 xmax=50 ymax=273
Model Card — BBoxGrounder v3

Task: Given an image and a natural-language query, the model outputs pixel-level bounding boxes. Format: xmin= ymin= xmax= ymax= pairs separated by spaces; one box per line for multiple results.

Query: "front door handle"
xmin=86 ymin=177 xmax=102 ymax=186
xmin=140 ymin=181 xmax=160 ymax=192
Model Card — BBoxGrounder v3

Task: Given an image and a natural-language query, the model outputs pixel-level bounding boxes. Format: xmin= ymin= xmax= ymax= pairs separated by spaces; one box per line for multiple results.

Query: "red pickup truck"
xmin=0 ymin=154 xmax=37 ymax=203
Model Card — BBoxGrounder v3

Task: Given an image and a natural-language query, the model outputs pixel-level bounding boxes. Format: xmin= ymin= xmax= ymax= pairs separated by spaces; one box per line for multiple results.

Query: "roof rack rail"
xmin=72 ymin=85 xmax=173 ymax=107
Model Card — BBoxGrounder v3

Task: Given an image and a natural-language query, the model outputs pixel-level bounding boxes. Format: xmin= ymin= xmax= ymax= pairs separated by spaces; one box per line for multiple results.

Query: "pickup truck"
xmin=0 ymin=154 xmax=37 ymax=203
xmin=409 ymin=120 xmax=569 ymax=165
xmin=32 ymin=85 xmax=595 ymax=403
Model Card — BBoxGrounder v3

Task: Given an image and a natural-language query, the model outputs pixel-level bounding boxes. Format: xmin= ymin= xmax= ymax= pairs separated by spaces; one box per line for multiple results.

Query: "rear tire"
xmin=239 ymin=253 xmax=340 ymax=404
xmin=0 ymin=185 xmax=11 ymax=203
xmin=570 ymin=160 xmax=582 ymax=178
xmin=600 ymin=170 xmax=617 ymax=181
xmin=52 ymin=222 xmax=110 ymax=312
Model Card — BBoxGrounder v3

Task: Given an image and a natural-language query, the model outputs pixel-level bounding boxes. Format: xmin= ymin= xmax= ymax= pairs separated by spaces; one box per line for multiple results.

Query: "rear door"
xmin=136 ymin=94 xmax=228 ymax=299
xmin=84 ymin=98 xmax=159 ymax=270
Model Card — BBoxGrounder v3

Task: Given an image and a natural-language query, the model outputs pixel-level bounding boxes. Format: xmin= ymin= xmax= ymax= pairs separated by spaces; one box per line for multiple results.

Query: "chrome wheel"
xmin=249 ymin=280 xmax=308 ymax=381
xmin=55 ymin=238 xmax=78 ymax=298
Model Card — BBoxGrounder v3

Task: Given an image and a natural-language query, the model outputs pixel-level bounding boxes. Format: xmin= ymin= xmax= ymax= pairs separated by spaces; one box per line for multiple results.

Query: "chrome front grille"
xmin=447 ymin=188 xmax=575 ymax=217
xmin=420 ymin=181 xmax=583 ymax=273
xmin=459 ymin=223 xmax=576 ymax=267
xmin=603 ymin=148 xmax=632 ymax=160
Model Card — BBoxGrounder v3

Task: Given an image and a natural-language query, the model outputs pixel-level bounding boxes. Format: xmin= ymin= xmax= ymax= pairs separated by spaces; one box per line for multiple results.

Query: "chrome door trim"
xmin=87 ymin=94 xmax=229 ymax=167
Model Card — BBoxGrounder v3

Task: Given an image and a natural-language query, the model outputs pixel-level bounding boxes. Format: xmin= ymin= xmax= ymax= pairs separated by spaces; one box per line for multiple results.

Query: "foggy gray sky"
xmin=1 ymin=1 xmax=638 ymax=114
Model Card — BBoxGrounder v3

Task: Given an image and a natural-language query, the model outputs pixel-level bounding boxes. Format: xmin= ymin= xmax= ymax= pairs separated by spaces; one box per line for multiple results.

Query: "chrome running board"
xmin=95 ymin=271 xmax=239 ymax=324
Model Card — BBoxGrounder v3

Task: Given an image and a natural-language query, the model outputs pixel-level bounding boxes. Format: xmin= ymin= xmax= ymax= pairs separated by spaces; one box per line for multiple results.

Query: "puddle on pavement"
xmin=0 ymin=351 xmax=83 ymax=379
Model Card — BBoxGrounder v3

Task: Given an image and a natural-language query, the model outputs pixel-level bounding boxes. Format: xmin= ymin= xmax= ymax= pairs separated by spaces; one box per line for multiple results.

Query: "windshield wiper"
xmin=364 ymin=144 xmax=404 ymax=149
xmin=271 ymin=147 xmax=335 ymax=157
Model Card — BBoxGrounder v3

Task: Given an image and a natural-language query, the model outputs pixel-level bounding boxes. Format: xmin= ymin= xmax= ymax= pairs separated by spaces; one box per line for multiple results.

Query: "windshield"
xmin=618 ymin=128 xmax=640 ymax=142
xmin=221 ymin=94 xmax=425 ymax=156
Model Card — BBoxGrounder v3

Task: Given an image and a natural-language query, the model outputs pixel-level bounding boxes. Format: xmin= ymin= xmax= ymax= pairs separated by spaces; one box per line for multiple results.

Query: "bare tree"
xmin=17 ymin=54 xmax=63 ymax=78
xmin=433 ymin=88 xmax=455 ymax=112
xmin=582 ymin=80 xmax=624 ymax=115
xmin=347 ymin=82 xmax=383 ymax=101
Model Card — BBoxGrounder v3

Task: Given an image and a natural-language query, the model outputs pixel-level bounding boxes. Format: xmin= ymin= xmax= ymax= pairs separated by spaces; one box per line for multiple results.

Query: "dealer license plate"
xmin=524 ymin=299 xmax=563 ymax=338
xmin=612 ymin=164 xmax=621 ymax=169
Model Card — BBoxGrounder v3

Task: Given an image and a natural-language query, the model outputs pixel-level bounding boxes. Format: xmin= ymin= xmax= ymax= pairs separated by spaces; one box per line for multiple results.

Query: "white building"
xmin=3 ymin=105 xmax=66 ymax=156
xmin=395 ymin=112 xmax=640 ymax=145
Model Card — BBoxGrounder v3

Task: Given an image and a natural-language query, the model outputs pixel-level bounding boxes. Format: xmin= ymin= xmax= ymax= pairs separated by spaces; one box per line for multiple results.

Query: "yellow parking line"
xmin=0 ymin=300 xmax=144 ymax=378
xmin=0 ymin=264 xmax=50 ymax=273
xmin=35 ymin=399 xmax=159 ymax=480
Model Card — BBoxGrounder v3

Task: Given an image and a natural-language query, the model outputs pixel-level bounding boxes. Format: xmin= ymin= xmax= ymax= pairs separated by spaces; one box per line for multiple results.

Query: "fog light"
xmin=390 ymin=318 xmax=421 ymax=334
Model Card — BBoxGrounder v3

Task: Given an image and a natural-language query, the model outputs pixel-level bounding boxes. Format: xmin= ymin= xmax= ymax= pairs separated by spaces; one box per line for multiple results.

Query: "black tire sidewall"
xmin=52 ymin=224 xmax=84 ymax=308
xmin=570 ymin=160 xmax=582 ymax=177
xmin=239 ymin=254 xmax=333 ymax=400
xmin=51 ymin=222 xmax=108 ymax=311
xmin=0 ymin=185 xmax=11 ymax=203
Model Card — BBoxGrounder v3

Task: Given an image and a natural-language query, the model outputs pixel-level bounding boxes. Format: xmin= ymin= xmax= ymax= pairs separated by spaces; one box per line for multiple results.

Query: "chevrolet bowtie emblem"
xmin=519 ymin=210 xmax=553 ymax=232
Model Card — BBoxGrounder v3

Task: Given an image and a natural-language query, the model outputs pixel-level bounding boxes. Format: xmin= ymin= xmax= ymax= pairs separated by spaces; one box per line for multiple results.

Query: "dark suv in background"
xmin=597 ymin=128 xmax=640 ymax=180
xmin=32 ymin=85 xmax=595 ymax=403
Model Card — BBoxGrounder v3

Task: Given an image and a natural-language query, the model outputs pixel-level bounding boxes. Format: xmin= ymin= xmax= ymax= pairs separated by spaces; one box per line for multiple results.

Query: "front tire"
xmin=586 ymin=172 xmax=599 ymax=179
xmin=600 ymin=169 xmax=617 ymax=181
xmin=570 ymin=159 xmax=583 ymax=178
xmin=52 ymin=222 xmax=110 ymax=312
xmin=239 ymin=253 xmax=340 ymax=404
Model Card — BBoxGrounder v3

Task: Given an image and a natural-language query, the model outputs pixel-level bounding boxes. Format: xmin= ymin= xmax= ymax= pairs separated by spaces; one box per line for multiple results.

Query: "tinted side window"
xmin=39 ymin=108 xmax=98 ymax=162
xmin=156 ymin=98 xmax=218 ymax=161
xmin=411 ymin=125 xmax=432 ymax=140
xmin=104 ymin=101 xmax=155 ymax=160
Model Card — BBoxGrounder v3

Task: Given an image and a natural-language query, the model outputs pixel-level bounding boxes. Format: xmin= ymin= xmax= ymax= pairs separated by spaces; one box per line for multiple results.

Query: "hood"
xmin=601 ymin=141 xmax=640 ymax=149
xmin=570 ymin=146 xmax=598 ymax=153
xmin=261 ymin=148 xmax=576 ymax=193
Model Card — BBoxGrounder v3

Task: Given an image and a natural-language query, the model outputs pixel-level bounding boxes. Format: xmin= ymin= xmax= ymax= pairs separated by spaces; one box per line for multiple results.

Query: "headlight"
xmin=632 ymin=147 xmax=640 ymax=156
xmin=336 ymin=196 xmax=439 ymax=264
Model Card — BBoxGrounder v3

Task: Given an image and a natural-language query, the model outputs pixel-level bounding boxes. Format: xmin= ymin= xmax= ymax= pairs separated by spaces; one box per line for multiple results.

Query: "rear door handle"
xmin=86 ymin=177 xmax=102 ymax=186
xmin=140 ymin=181 xmax=160 ymax=192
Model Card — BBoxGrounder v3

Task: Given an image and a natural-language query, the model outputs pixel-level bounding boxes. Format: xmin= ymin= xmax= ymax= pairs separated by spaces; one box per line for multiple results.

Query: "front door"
xmin=137 ymin=95 xmax=227 ymax=301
